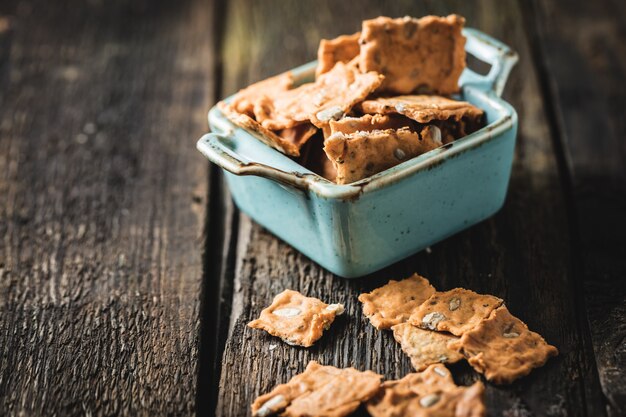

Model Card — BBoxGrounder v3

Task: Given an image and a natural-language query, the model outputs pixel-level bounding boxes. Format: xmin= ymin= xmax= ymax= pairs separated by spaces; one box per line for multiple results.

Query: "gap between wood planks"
xmin=196 ymin=0 xmax=239 ymax=415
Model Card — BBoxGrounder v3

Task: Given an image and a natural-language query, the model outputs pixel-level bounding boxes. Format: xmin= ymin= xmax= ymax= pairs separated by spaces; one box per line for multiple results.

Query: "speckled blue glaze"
xmin=197 ymin=28 xmax=519 ymax=278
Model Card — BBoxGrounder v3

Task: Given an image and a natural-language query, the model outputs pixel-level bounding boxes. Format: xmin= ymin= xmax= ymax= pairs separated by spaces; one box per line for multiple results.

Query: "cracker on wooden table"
xmin=358 ymin=274 xmax=435 ymax=330
xmin=366 ymin=364 xmax=485 ymax=417
xmin=229 ymin=71 xmax=294 ymax=116
xmin=316 ymin=32 xmax=361 ymax=77
xmin=328 ymin=114 xmax=415 ymax=136
xmin=409 ymin=288 xmax=503 ymax=336
xmin=359 ymin=95 xmax=484 ymax=124
xmin=359 ymin=15 xmax=466 ymax=95
xmin=323 ymin=125 xmax=443 ymax=184
xmin=248 ymin=289 xmax=344 ymax=347
xmin=449 ymin=306 xmax=559 ymax=384
xmin=392 ymin=323 xmax=464 ymax=371
xmin=218 ymin=102 xmax=317 ymax=156
xmin=251 ymin=361 xmax=382 ymax=417
xmin=255 ymin=62 xmax=384 ymax=131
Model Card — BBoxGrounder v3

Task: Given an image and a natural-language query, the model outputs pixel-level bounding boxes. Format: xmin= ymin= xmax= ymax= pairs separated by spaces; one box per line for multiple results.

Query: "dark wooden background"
xmin=0 ymin=0 xmax=624 ymax=416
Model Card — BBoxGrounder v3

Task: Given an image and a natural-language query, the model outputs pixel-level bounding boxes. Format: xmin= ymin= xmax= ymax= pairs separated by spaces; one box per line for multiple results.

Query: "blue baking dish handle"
xmin=196 ymin=132 xmax=327 ymax=190
xmin=461 ymin=28 xmax=519 ymax=97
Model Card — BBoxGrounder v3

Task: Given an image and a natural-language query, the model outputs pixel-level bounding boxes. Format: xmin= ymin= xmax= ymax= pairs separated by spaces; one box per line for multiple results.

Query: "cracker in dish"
xmin=366 ymin=365 xmax=485 ymax=417
xmin=251 ymin=361 xmax=382 ymax=417
xmin=358 ymin=274 xmax=435 ymax=330
xmin=449 ymin=306 xmax=559 ymax=384
xmin=248 ymin=289 xmax=344 ymax=347
xmin=328 ymin=114 xmax=414 ymax=136
xmin=218 ymin=102 xmax=317 ymax=156
xmin=316 ymin=32 xmax=361 ymax=77
xmin=359 ymin=15 xmax=466 ymax=95
xmin=392 ymin=323 xmax=464 ymax=371
xmin=229 ymin=71 xmax=294 ymax=116
xmin=360 ymin=95 xmax=484 ymax=124
xmin=323 ymin=125 xmax=443 ymax=184
xmin=255 ymin=62 xmax=384 ymax=130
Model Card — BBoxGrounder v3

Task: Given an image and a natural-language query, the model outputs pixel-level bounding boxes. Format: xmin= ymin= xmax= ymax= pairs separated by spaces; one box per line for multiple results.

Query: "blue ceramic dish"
xmin=197 ymin=28 xmax=518 ymax=278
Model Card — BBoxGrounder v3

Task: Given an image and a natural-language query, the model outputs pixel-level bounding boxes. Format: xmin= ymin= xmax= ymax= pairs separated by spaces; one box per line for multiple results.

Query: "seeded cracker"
xmin=254 ymin=62 xmax=384 ymax=130
xmin=366 ymin=365 xmax=486 ymax=417
xmin=392 ymin=323 xmax=463 ymax=371
xmin=316 ymin=32 xmax=361 ymax=77
xmin=251 ymin=361 xmax=382 ymax=417
xmin=323 ymin=125 xmax=443 ymax=184
xmin=329 ymin=114 xmax=414 ymax=136
xmin=217 ymin=102 xmax=317 ymax=157
xmin=449 ymin=306 xmax=559 ymax=384
xmin=247 ymin=289 xmax=344 ymax=347
xmin=360 ymin=95 xmax=484 ymax=124
xmin=358 ymin=274 xmax=435 ymax=330
xmin=409 ymin=288 xmax=503 ymax=336
xmin=229 ymin=71 xmax=294 ymax=116
xmin=359 ymin=15 xmax=466 ymax=95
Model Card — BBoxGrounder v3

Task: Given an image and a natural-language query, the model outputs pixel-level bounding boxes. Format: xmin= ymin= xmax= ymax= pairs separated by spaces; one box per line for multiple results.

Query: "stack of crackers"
xmin=247 ymin=274 xmax=558 ymax=416
xmin=218 ymin=15 xmax=485 ymax=184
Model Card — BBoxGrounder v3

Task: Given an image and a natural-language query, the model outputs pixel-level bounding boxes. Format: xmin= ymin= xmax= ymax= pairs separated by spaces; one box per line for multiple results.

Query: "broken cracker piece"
xmin=366 ymin=364 xmax=485 ymax=417
xmin=218 ymin=102 xmax=316 ymax=156
xmin=360 ymin=95 xmax=484 ymax=125
xmin=247 ymin=289 xmax=344 ymax=347
xmin=251 ymin=361 xmax=382 ymax=417
xmin=392 ymin=323 xmax=463 ymax=371
xmin=409 ymin=288 xmax=503 ymax=336
xmin=358 ymin=274 xmax=435 ymax=330
xmin=229 ymin=71 xmax=294 ymax=116
xmin=255 ymin=62 xmax=384 ymax=130
xmin=323 ymin=126 xmax=443 ymax=184
xmin=449 ymin=306 xmax=559 ymax=384
xmin=329 ymin=114 xmax=413 ymax=136
xmin=359 ymin=15 xmax=466 ymax=95
xmin=316 ymin=32 xmax=361 ymax=77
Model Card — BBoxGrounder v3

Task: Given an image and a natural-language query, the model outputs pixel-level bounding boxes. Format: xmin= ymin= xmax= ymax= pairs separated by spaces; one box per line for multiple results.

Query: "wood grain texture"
xmin=528 ymin=1 xmax=626 ymax=415
xmin=0 ymin=0 xmax=214 ymax=415
xmin=215 ymin=1 xmax=606 ymax=416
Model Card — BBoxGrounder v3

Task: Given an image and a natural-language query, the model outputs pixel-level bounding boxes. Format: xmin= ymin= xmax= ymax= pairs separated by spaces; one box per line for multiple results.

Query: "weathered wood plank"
xmin=0 ymin=0 xmax=215 ymax=415
xmin=215 ymin=1 xmax=605 ymax=416
xmin=528 ymin=1 xmax=626 ymax=415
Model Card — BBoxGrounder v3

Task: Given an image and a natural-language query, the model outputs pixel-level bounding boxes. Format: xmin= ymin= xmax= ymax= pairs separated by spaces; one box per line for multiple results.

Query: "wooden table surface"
xmin=0 ymin=0 xmax=624 ymax=416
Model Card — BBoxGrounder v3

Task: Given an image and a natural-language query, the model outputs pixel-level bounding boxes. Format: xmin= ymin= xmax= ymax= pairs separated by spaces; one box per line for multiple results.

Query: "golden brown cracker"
xmin=230 ymin=71 xmax=294 ymax=116
xmin=410 ymin=288 xmax=503 ymax=336
xmin=256 ymin=62 xmax=384 ymax=131
xmin=329 ymin=114 xmax=412 ymax=135
xmin=359 ymin=15 xmax=466 ymax=95
xmin=358 ymin=274 xmax=435 ymax=330
xmin=323 ymin=125 xmax=443 ymax=184
xmin=218 ymin=102 xmax=316 ymax=156
xmin=449 ymin=306 xmax=559 ymax=384
xmin=392 ymin=323 xmax=463 ymax=371
xmin=316 ymin=32 xmax=361 ymax=77
xmin=251 ymin=361 xmax=382 ymax=417
xmin=359 ymin=95 xmax=484 ymax=124
xmin=248 ymin=289 xmax=344 ymax=347
xmin=366 ymin=365 xmax=485 ymax=417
